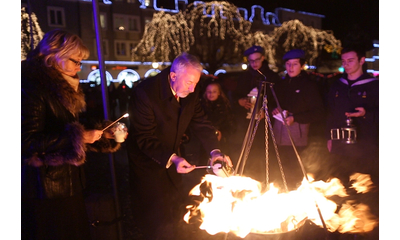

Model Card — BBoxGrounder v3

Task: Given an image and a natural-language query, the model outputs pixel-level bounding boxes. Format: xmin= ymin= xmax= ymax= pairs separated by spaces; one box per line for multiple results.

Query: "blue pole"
xmin=92 ymin=1 xmax=123 ymax=239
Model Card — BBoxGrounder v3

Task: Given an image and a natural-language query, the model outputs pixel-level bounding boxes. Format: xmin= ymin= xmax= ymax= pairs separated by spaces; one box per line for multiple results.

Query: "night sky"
xmin=190 ymin=0 xmax=379 ymax=44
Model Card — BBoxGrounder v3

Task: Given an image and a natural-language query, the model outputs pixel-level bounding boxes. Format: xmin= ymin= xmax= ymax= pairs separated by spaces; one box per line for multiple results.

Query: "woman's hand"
xmin=83 ymin=129 xmax=104 ymax=144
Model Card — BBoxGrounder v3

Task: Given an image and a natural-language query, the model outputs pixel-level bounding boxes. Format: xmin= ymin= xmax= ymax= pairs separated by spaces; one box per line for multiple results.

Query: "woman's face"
xmin=205 ymin=84 xmax=220 ymax=102
xmin=58 ymin=53 xmax=83 ymax=77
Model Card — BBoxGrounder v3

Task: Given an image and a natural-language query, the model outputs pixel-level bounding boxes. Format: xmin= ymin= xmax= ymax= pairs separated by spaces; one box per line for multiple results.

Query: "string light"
xmin=21 ymin=7 xmax=44 ymax=60
xmin=132 ymin=3 xmax=341 ymax=73
xmin=262 ymin=19 xmax=342 ymax=69
xmin=132 ymin=11 xmax=193 ymax=63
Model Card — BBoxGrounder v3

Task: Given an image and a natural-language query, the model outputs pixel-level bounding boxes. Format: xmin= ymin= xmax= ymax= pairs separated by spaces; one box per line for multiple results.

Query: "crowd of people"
xmin=21 ymin=29 xmax=378 ymax=240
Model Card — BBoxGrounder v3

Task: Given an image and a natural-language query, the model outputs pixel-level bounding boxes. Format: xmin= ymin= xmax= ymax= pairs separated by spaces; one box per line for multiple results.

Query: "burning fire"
xmin=184 ymin=173 xmax=378 ymax=238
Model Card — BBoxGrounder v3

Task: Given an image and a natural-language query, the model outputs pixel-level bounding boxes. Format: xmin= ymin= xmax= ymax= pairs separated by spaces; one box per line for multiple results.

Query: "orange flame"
xmin=184 ymin=173 xmax=378 ymax=238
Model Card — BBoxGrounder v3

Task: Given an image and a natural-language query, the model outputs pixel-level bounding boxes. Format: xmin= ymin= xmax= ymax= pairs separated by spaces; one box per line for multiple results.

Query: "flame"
xmin=184 ymin=173 xmax=378 ymax=238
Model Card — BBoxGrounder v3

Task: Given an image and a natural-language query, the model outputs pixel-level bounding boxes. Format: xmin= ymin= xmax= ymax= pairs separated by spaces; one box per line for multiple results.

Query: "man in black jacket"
xmin=126 ymin=52 xmax=232 ymax=240
xmin=326 ymin=46 xmax=379 ymax=183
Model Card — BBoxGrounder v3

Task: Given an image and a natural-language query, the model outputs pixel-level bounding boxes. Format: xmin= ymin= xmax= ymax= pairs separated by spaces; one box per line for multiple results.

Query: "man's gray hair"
xmin=170 ymin=52 xmax=203 ymax=74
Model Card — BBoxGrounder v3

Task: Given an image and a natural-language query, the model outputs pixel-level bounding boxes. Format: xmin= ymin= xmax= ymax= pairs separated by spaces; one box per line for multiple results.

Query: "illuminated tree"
xmin=132 ymin=2 xmax=341 ymax=73
xmin=132 ymin=11 xmax=194 ymax=63
xmin=185 ymin=1 xmax=251 ymax=72
xmin=132 ymin=1 xmax=251 ymax=72
xmin=21 ymin=7 xmax=44 ymax=60
xmin=264 ymin=20 xmax=342 ymax=71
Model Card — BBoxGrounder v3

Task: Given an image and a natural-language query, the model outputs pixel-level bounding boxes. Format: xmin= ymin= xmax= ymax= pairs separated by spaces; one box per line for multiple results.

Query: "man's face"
xmin=170 ymin=66 xmax=201 ymax=98
xmin=341 ymin=51 xmax=365 ymax=76
xmin=247 ymin=52 xmax=264 ymax=71
xmin=285 ymin=59 xmax=303 ymax=78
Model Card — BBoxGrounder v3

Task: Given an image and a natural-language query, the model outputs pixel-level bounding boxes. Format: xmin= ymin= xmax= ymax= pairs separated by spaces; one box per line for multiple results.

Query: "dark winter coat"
xmin=232 ymin=60 xmax=281 ymax=116
xmin=326 ymin=73 xmax=379 ymax=148
xmin=201 ymin=97 xmax=236 ymax=139
xmin=272 ymin=71 xmax=325 ymax=146
xmin=21 ymin=57 xmax=119 ymax=199
xmin=126 ymin=67 xmax=220 ymax=239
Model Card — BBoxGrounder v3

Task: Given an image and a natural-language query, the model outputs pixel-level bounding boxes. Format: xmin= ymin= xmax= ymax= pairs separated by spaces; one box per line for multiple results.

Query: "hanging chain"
xmin=262 ymin=96 xmax=289 ymax=193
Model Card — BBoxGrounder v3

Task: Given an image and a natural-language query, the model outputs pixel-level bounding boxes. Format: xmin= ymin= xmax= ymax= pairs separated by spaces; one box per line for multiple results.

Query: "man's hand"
xmin=210 ymin=150 xmax=233 ymax=167
xmin=327 ymin=139 xmax=332 ymax=152
xmin=285 ymin=116 xmax=294 ymax=126
xmin=345 ymin=107 xmax=366 ymax=118
xmin=238 ymin=98 xmax=252 ymax=110
xmin=171 ymin=155 xmax=195 ymax=173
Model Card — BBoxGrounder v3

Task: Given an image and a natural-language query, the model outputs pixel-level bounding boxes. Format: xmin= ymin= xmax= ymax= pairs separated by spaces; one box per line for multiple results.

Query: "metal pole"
xmin=92 ymin=1 xmax=123 ymax=239
xmin=235 ymin=80 xmax=265 ymax=176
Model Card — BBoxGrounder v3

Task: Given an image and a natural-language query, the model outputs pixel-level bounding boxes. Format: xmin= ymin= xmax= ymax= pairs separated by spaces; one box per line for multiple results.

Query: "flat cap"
xmin=244 ymin=45 xmax=264 ymax=56
xmin=283 ymin=49 xmax=305 ymax=60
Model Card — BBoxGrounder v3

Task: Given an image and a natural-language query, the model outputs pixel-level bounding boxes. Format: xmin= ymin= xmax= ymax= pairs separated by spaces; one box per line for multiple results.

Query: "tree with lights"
xmin=185 ymin=1 xmax=251 ymax=72
xmin=263 ymin=19 xmax=342 ymax=72
xmin=21 ymin=7 xmax=44 ymax=60
xmin=132 ymin=11 xmax=194 ymax=63
xmin=132 ymin=1 xmax=341 ymax=73
xmin=132 ymin=1 xmax=251 ymax=72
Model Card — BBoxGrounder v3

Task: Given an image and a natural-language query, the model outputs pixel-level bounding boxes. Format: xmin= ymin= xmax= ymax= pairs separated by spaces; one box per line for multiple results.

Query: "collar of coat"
xmin=339 ymin=73 xmax=378 ymax=87
xmin=22 ymin=57 xmax=86 ymax=116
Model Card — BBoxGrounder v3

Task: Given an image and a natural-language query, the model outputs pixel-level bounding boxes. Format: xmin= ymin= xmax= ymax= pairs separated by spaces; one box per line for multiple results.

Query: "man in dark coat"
xmin=326 ymin=46 xmax=379 ymax=184
xmin=126 ymin=52 xmax=232 ymax=240
xmin=325 ymin=45 xmax=379 ymax=240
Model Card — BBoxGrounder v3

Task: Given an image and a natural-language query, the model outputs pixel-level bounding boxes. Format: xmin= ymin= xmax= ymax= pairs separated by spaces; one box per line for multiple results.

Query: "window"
xmin=116 ymin=42 xmax=127 ymax=56
xmin=128 ymin=18 xmax=138 ymax=31
xmin=47 ymin=6 xmax=65 ymax=27
xmin=94 ymin=39 xmax=109 ymax=57
xmin=100 ymin=13 xmax=107 ymax=29
xmin=115 ymin=40 xmax=138 ymax=57
xmin=127 ymin=0 xmax=135 ymax=3
xmin=114 ymin=15 xmax=126 ymax=31
xmin=113 ymin=14 xmax=140 ymax=32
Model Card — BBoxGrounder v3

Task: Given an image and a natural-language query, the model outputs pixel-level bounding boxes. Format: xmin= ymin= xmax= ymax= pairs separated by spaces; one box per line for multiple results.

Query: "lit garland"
xmin=185 ymin=1 xmax=252 ymax=71
xmin=132 ymin=1 xmax=252 ymax=71
xmin=132 ymin=2 xmax=342 ymax=73
xmin=264 ymin=19 xmax=342 ymax=69
xmin=21 ymin=7 xmax=44 ymax=60
xmin=132 ymin=11 xmax=194 ymax=63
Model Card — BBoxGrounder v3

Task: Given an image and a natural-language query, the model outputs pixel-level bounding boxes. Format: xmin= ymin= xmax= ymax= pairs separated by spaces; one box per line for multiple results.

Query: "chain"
xmin=262 ymin=96 xmax=289 ymax=193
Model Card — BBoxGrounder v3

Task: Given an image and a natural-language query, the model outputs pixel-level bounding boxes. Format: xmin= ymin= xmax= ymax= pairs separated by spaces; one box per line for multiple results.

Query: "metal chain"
xmin=262 ymin=96 xmax=289 ymax=193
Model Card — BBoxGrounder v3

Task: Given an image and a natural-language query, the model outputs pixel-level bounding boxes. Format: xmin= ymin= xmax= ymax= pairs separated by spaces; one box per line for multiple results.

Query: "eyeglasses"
xmin=69 ymin=58 xmax=82 ymax=67
xmin=248 ymin=57 xmax=262 ymax=64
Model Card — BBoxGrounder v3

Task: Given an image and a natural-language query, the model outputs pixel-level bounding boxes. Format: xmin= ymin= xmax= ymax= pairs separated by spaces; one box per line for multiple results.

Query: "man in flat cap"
xmin=230 ymin=45 xmax=280 ymax=183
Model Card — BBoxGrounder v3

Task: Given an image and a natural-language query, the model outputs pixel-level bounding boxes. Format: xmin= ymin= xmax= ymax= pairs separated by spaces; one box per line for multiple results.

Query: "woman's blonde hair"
xmin=29 ymin=29 xmax=89 ymax=68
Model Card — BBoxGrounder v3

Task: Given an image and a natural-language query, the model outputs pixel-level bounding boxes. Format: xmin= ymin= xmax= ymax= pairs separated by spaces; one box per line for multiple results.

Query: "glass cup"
xmin=113 ymin=122 xmax=128 ymax=143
